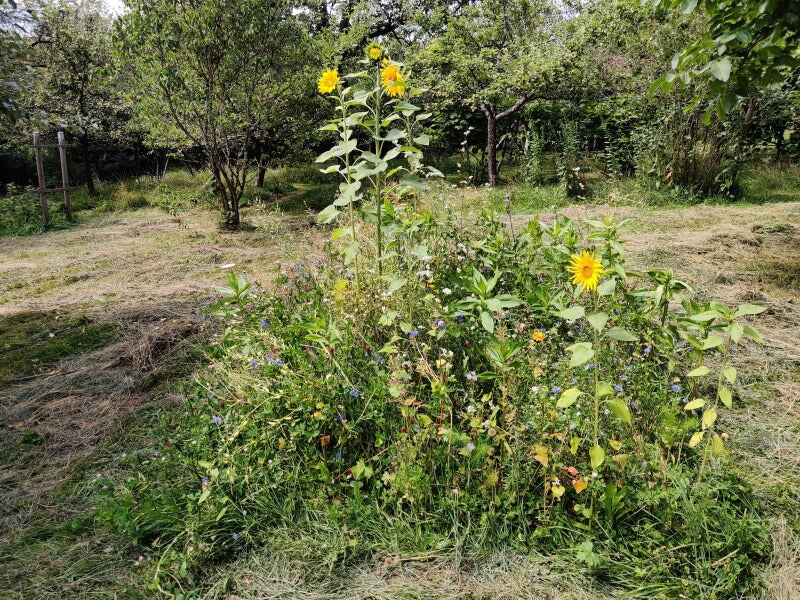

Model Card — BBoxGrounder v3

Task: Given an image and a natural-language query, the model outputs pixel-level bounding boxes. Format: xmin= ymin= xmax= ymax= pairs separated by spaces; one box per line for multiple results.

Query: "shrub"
xmin=96 ymin=208 xmax=769 ymax=597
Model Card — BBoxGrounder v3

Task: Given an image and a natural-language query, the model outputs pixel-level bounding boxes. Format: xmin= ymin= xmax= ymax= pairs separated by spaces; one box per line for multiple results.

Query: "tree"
xmin=412 ymin=0 xmax=573 ymax=186
xmin=652 ymin=0 xmax=800 ymax=120
xmin=29 ymin=0 xmax=121 ymax=194
xmin=119 ymin=0 xmax=311 ymax=228
xmin=0 ymin=0 xmax=37 ymax=123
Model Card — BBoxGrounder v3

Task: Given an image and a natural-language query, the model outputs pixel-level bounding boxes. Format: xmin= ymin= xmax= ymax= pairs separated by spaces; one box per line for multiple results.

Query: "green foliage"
xmin=97 ymin=209 xmax=769 ymax=596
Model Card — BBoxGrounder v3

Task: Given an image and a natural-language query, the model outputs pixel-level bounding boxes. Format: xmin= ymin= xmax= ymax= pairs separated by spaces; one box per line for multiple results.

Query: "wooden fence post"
xmin=57 ymin=131 xmax=73 ymax=221
xmin=32 ymin=131 xmax=50 ymax=226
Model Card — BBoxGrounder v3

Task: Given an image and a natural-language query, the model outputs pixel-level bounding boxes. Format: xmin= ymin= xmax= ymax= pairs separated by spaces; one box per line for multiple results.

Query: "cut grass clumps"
xmin=0 ymin=312 xmax=118 ymax=387
xmin=97 ymin=209 xmax=771 ymax=597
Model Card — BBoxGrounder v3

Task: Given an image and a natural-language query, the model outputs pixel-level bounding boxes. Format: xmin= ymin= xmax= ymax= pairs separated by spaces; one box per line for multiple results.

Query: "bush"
xmin=97 ymin=207 xmax=770 ymax=597
xmin=0 ymin=184 xmax=43 ymax=235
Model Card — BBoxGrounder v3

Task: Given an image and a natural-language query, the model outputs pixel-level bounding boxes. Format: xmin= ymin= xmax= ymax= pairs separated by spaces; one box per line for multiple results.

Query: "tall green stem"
xmin=593 ymin=291 xmax=600 ymax=449
xmin=374 ymin=62 xmax=384 ymax=274
xmin=339 ymin=89 xmax=359 ymax=293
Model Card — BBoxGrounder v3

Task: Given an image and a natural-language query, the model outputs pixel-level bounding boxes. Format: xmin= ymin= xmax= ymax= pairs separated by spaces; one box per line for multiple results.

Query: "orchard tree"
xmin=1 ymin=0 xmax=37 ymax=122
xmin=413 ymin=0 xmax=573 ymax=185
xmin=119 ymin=0 xmax=311 ymax=228
xmin=30 ymin=0 xmax=120 ymax=194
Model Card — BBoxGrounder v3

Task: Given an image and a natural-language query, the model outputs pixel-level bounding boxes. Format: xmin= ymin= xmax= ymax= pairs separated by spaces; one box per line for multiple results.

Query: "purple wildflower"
xmin=466 ymin=371 xmax=478 ymax=381
xmin=349 ymin=389 xmax=359 ymax=398
xmin=551 ymin=386 xmax=562 ymax=394
xmin=212 ymin=416 xmax=222 ymax=425
xmin=614 ymin=384 xmax=623 ymax=393
xmin=671 ymin=383 xmax=682 ymax=392
xmin=409 ymin=330 xmax=419 ymax=338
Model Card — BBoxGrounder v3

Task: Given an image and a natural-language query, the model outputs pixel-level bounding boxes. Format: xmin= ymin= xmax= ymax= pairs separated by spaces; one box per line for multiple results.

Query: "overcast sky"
xmin=103 ymin=0 xmax=126 ymax=17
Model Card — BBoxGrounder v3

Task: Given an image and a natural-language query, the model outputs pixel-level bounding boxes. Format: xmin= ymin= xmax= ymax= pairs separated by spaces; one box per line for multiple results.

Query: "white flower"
xmin=442 ymin=287 xmax=452 ymax=295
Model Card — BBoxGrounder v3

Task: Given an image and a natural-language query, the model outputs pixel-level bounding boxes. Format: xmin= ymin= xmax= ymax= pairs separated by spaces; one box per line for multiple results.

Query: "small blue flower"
xmin=620 ymin=374 xmax=629 ymax=381
xmin=456 ymin=315 xmax=466 ymax=324
xmin=249 ymin=359 xmax=259 ymax=367
xmin=466 ymin=371 xmax=478 ymax=381
xmin=572 ymin=324 xmax=581 ymax=330
xmin=433 ymin=319 xmax=445 ymax=329
xmin=212 ymin=416 xmax=222 ymax=425
xmin=336 ymin=412 xmax=344 ymax=421
xmin=625 ymin=365 xmax=633 ymax=371
xmin=273 ymin=358 xmax=283 ymax=366
xmin=201 ymin=477 xmax=209 ymax=484
xmin=466 ymin=442 xmax=476 ymax=453
xmin=643 ymin=346 xmax=652 ymax=355
xmin=585 ymin=363 xmax=595 ymax=370
xmin=409 ymin=330 xmax=419 ymax=338
xmin=334 ymin=451 xmax=342 ymax=461
xmin=232 ymin=533 xmax=239 ymax=541
xmin=630 ymin=401 xmax=638 ymax=410
xmin=682 ymin=396 xmax=689 ymax=404
xmin=373 ymin=355 xmax=384 ymax=364
xmin=614 ymin=384 xmax=623 ymax=393
xmin=551 ymin=386 xmax=562 ymax=394
xmin=413 ymin=426 xmax=420 ymax=432
xmin=261 ymin=320 xmax=270 ymax=328
xmin=671 ymin=383 xmax=682 ymax=392
xmin=349 ymin=389 xmax=359 ymax=398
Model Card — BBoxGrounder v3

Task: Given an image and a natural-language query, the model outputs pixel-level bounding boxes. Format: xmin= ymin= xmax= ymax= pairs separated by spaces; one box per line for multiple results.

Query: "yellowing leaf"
xmin=557 ymin=387 xmax=582 ymax=409
xmin=701 ymin=407 xmax=718 ymax=429
xmin=722 ymin=366 xmax=737 ymax=385
xmin=589 ymin=444 xmax=605 ymax=469
xmin=608 ymin=439 xmax=622 ymax=451
xmin=573 ymin=479 xmax=588 ymax=493
xmin=533 ymin=444 xmax=549 ymax=467
xmin=684 ymin=398 xmax=706 ymax=411
xmin=688 ymin=431 xmax=705 ymax=448
xmin=718 ymin=386 xmax=732 ymax=409
xmin=688 ymin=365 xmax=711 ymax=377
xmin=711 ymin=433 xmax=725 ymax=455
xmin=569 ymin=437 xmax=580 ymax=455
xmin=551 ymin=484 xmax=566 ymax=499
xmin=612 ymin=453 xmax=629 ymax=467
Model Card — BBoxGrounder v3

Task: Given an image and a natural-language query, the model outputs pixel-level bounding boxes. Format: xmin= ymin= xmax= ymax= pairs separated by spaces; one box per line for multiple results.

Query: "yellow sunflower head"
xmin=380 ymin=63 xmax=405 ymax=97
xmin=365 ymin=42 xmax=383 ymax=61
xmin=317 ymin=69 xmax=339 ymax=94
xmin=567 ymin=251 xmax=605 ymax=292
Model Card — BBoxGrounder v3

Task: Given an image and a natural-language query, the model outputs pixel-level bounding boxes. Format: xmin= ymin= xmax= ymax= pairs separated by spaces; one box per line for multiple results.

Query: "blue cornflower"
xmin=551 ymin=386 xmax=562 ymax=394
xmin=212 ymin=416 xmax=222 ymax=425
xmin=671 ymin=383 xmax=682 ymax=392
xmin=620 ymin=374 xmax=629 ymax=381
xmin=349 ymin=389 xmax=359 ymax=398
xmin=466 ymin=371 xmax=478 ymax=381
xmin=261 ymin=320 xmax=270 ymax=328
xmin=249 ymin=359 xmax=259 ymax=367
xmin=614 ymin=384 xmax=623 ymax=393
xmin=409 ymin=330 xmax=419 ymax=338
xmin=273 ymin=358 xmax=283 ymax=366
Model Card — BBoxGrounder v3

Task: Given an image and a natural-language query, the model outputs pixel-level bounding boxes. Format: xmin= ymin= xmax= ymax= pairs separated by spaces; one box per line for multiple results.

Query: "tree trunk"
xmin=256 ymin=163 xmax=267 ymax=188
xmin=483 ymin=105 xmax=499 ymax=187
xmin=80 ymin=135 xmax=96 ymax=195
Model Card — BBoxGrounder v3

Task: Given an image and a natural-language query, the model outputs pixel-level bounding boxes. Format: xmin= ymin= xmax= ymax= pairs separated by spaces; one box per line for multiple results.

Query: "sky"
xmin=103 ymin=0 xmax=126 ymax=17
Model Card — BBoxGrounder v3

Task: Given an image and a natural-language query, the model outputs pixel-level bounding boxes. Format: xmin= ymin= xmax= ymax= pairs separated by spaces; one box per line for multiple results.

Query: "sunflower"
xmin=317 ymin=69 xmax=339 ymax=94
xmin=365 ymin=42 xmax=383 ymax=61
xmin=567 ymin=251 xmax=605 ymax=292
xmin=380 ymin=63 xmax=405 ymax=97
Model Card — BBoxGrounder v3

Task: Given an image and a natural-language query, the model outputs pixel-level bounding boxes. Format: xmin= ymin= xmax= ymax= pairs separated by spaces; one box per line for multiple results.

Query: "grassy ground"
xmin=1 ymin=166 xmax=799 ymax=598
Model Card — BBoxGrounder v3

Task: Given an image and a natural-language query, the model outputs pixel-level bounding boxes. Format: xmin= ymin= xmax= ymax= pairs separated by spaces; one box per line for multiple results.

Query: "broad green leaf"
xmin=557 ymin=306 xmax=585 ymax=320
xmin=382 ymin=275 xmax=407 ymax=293
xmin=607 ymin=398 xmax=632 ymax=425
xmin=480 ymin=311 xmax=494 ymax=333
xmin=597 ymin=277 xmax=617 ymax=296
xmin=718 ymin=386 xmax=732 ymax=409
xmin=589 ymin=444 xmax=605 ymax=469
xmin=735 ymin=303 xmax=767 ymax=317
xmin=729 ymin=322 xmax=744 ymax=344
xmin=597 ymin=382 xmax=614 ymax=397
xmin=709 ymin=57 xmax=731 ymax=82
xmin=567 ymin=342 xmax=594 ymax=367
xmin=702 ymin=335 xmax=724 ymax=350
xmin=722 ymin=366 xmax=736 ymax=385
xmin=606 ymin=327 xmax=637 ymax=342
xmin=688 ymin=431 xmax=704 ymax=448
xmin=743 ymin=325 xmax=764 ymax=344
xmin=684 ymin=398 xmax=706 ymax=411
xmin=557 ymin=387 xmax=582 ymax=409
xmin=317 ymin=204 xmax=340 ymax=224
xmin=687 ymin=365 xmax=711 ymax=377
xmin=587 ymin=312 xmax=609 ymax=332
xmin=701 ymin=407 xmax=718 ymax=429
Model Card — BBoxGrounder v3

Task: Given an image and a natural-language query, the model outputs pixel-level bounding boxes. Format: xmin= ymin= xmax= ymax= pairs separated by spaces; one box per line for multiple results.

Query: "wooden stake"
xmin=33 ymin=131 xmax=49 ymax=226
xmin=57 ymin=131 xmax=73 ymax=221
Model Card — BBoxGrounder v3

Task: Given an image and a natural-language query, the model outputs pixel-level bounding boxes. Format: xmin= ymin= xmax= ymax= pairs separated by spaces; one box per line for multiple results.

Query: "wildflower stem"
xmin=374 ymin=62 xmax=384 ymax=274
xmin=338 ymin=88 xmax=359 ymax=294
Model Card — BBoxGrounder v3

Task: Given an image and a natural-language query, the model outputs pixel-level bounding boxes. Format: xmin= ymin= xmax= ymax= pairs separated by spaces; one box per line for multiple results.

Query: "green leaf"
xmin=687 ymin=365 xmax=711 ymax=377
xmin=684 ymin=398 xmax=706 ymax=411
xmin=709 ymin=57 xmax=731 ymax=82
xmin=607 ymin=398 xmax=632 ymax=425
xmin=317 ymin=204 xmax=340 ymax=224
xmin=382 ymin=275 xmax=407 ymax=293
xmin=702 ymin=335 xmax=724 ymax=350
xmin=567 ymin=342 xmax=594 ymax=367
xmin=589 ymin=444 xmax=605 ymax=469
xmin=480 ymin=311 xmax=494 ymax=333
xmin=587 ymin=312 xmax=609 ymax=332
xmin=718 ymin=386 xmax=732 ymax=409
xmin=597 ymin=278 xmax=616 ymax=296
xmin=735 ymin=303 xmax=767 ymax=317
xmin=597 ymin=382 xmax=614 ymax=397
xmin=722 ymin=366 xmax=736 ymax=385
xmin=557 ymin=387 xmax=582 ymax=409
xmin=680 ymin=0 xmax=697 ymax=14
xmin=730 ymin=322 xmax=744 ymax=344
xmin=606 ymin=327 xmax=637 ymax=342
xmin=557 ymin=306 xmax=585 ymax=320
xmin=743 ymin=325 xmax=764 ymax=344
